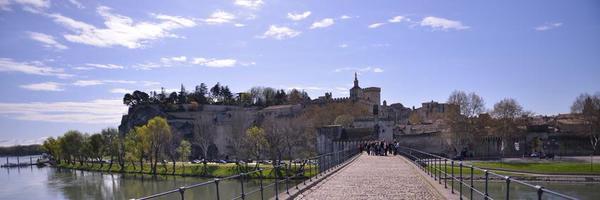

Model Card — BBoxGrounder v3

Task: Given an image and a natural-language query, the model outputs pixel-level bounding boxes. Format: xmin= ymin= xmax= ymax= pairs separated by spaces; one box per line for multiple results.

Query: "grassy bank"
xmin=57 ymin=162 xmax=317 ymax=179
xmin=471 ymin=162 xmax=600 ymax=175
xmin=424 ymin=162 xmax=600 ymax=177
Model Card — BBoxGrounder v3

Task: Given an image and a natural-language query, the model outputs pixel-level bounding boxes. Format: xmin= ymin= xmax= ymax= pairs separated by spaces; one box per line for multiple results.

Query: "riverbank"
xmin=471 ymin=161 xmax=600 ymax=175
xmin=425 ymin=162 xmax=600 ymax=182
xmin=57 ymin=162 xmax=316 ymax=179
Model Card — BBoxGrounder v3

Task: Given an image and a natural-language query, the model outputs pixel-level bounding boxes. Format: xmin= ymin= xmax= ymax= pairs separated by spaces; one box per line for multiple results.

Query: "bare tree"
xmin=577 ymin=94 xmax=600 ymax=171
xmin=448 ymin=90 xmax=469 ymax=116
xmin=192 ymin=118 xmax=214 ymax=175
xmin=447 ymin=90 xmax=486 ymax=118
xmin=446 ymin=91 xmax=487 ymax=156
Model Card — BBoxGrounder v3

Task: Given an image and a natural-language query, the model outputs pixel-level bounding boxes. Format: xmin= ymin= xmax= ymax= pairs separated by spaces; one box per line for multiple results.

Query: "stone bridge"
xmin=277 ymin=153 xmax=457 ymax=200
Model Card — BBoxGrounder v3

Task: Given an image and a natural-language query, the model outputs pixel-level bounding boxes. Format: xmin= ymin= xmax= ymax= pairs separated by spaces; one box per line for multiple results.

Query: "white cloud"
xmin=73 ymin=79 xmax=148 ymax=87
xmin=192 ymin=58 xmax=237 ymax=68
xmin=0 ymin=58 xmax=72 ymax=78
xmin=85 ymin=63 xmax=124 ymax=69
xmin=136 ymin=56 xmax=244 ymax=69
xmin=4 ymin=0 xmax=50 ymax=11
xmin=234 ymin=23 xmax=246 ymax=27
xmin=310 ymin=18 xmax=334 ymax=29
xmin=109 ymin=88 xmax=132 ymax=94
xmin=73 ymin=80 xmax=103 ymax=86
xmin=334 ymin=66 xmax=384 ymax=73
xmin=371 ymin=43 xmax=391 ymax=47
xmin=340 ymin=15 xmax=352 ymax=20
xmin=535 ymin=22 xmax=562 ymax=31
xmin=170 ymin=56 xmax=187 ymax=62
xmin=67 ymin=0 xmax=83 ymax=9
xmin=27 ymin=31 xmax=68 ymax=50
xmin=368 ymin=23 xmax=386 ymax=28
xmin=240 ymin=61 xmax=256 ymax=66
xmin=202 ymin=10 xmax=235 ymax=24
xmin=420 ymin=16 xmax=469 ymax=30
xmin=260 ymin=25 xmax=300 ymax=40
xmin=160 ymin=56 xmax=187 ymax=65
xmin=339 ymin=44 xmax=348 ymax=48
xmin=134 ymin=62 xmax=161 ymax=70
xmin=287 ymin=11 xmax=311 ymax=21
xmin=388 ymin=16 xmax=407 ymax=23
xmin=0 ymin=99 xmax=127 ymax=124
xmin=49 ymin=6 xmax=196 ymax=48
xmin=20 ymin=82 xmax=64 ymax=91
xmin=141 ymin=81 xmax=161 ymax=86
xmin=234 ymin=0 xmax=263 ymax=9
xmin=0 ymin=0 xmax=12 ymax=11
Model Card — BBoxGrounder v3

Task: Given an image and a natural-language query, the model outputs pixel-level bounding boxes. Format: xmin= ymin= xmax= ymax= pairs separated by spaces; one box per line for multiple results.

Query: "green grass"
xmin=57 ymin=162 xmax=318 ymax=179
xmin=471 ymin=162 xmax=600 ymax=175
xmin=421 ymin=161 xmax=600 ymax=178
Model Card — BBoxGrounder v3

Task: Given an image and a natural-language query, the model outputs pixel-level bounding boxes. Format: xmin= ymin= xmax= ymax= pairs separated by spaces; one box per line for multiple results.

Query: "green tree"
xmin=42 ymin=137 xmax=61 ymax=164
xmin=210 ymin=82 xmax=222 ymax=103
xmin=134 ymin=125 xmax=151 ymax=173
xmin=243 ymin=126 xmax=267 ymax=168
xmin=144 ymin=116 xmax=172 ymax=175
xmin=176 ymin=140 xmax=191 ymax=174
xmin=100 ymin=128 xmax=120 ymax=171
xmin=60 ymin=130 xmax=84 ymax=165
xmin=178 ymin=84 xmax=188 ymax=104
xmin=88 ymin=133 xmax=106 ymax=168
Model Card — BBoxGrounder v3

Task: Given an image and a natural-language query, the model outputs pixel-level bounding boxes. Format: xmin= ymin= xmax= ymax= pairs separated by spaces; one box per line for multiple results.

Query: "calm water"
xmin=2 ymin=156 xmax=599 ymax=200
xmin=1 ymin=156 xmax=292 ymax=200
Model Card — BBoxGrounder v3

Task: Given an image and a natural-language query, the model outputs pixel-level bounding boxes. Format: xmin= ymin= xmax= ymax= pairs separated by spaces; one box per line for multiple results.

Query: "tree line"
xmin=0 ymin=144 xmax=44 ymax=156
xmin=123 ymin=83 xmax=311 ymax=108
xmin=443 ymin=90 xmax=600 ymax=159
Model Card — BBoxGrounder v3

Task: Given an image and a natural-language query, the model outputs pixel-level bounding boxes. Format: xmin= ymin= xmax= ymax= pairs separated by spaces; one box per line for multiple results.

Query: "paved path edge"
xmin=271 ymin=153 xmax=362 ymax=200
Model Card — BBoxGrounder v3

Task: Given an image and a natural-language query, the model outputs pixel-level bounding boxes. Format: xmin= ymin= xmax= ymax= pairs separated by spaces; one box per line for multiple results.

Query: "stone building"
xmin=313 ymin=73 xmax=381 ymax=109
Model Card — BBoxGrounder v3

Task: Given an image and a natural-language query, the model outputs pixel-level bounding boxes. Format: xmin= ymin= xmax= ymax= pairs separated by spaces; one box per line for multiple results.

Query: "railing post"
xmin=470 ymin=166 xmax=473 ymax=200
xmin=214 ymin=178 xmax=220 ymax=200
xmin=309 ymin=159 xmax=313 ymax=181
xmin=240 ymin=173 xmax=245 ymax=200
xmin=437 ymin=158 xmax=441 ymax=184
xmin=178 ymin=187 xmax=185 ymax=200
xmin=459 ymin=162 xmax=463 ymax=200
xmin=428 ymin=157 xmax=432 ymax=177
xmin=484 ymin=170 xmax=489 ymax=199
xmin=451 ymin=160 xmax=455 ymax=194
xmin=433 ymin=157 xmax=437 ymax=180
xmin=536 ymin=185 xmax=543 ymax=200
xmin=444 ymin=159 xmax=447 ymax=188
xmin=285 ymin=163 xmax=290 ymax=195
xmin=259 ymin=169 xmax=264 ymax=200
xmin=274 ymin=165 xmax=279 ymax=200
xmin=505 ymin=176 xmax=511 ymax=200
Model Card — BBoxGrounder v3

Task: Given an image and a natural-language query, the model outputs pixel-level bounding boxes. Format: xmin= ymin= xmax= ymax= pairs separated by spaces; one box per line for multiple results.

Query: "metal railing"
xmin=133 ymin=147 xmax=360 ymax=200
xmin=396 ymin=146 xmax=578 ymax=200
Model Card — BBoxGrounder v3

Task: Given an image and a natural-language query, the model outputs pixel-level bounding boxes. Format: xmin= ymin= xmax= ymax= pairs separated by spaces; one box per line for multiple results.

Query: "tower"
xmin=349 ymin=72 xmax=362 ymax=101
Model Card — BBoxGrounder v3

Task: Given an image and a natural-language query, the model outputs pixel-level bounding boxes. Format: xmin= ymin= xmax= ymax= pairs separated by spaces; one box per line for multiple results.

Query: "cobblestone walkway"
xmin=295 ymin=153 xmax=442 ymax=200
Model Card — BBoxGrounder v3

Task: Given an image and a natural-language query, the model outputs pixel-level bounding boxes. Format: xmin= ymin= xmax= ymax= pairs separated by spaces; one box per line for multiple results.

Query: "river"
xmin=1 ymin=156 xmax=599 ymax=199
xmin=1 ymin=156 xmax=290 ymax=200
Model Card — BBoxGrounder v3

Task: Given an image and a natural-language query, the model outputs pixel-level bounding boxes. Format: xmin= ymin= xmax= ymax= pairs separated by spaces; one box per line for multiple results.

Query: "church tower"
xmin=350 ymin=72 xmax=362 ymax=101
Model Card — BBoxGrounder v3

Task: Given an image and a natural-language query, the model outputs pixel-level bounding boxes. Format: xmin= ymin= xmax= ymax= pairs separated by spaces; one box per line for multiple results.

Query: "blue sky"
xmin=0 ymin=0 xmax=599 ymax=146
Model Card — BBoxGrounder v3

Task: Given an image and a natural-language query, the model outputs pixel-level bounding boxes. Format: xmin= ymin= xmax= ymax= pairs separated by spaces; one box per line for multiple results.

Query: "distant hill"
xmin=0 ymin=144 xmax=44 ymax=156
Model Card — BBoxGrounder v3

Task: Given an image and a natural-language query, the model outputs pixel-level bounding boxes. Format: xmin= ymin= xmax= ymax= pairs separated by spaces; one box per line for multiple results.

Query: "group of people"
xmin=361 ymin=141 xmax=400 ymax=156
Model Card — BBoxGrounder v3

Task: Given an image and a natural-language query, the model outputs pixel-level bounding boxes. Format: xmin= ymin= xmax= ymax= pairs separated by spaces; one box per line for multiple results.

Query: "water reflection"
xmin=1 ymin=156 xmax=289 ymax=200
